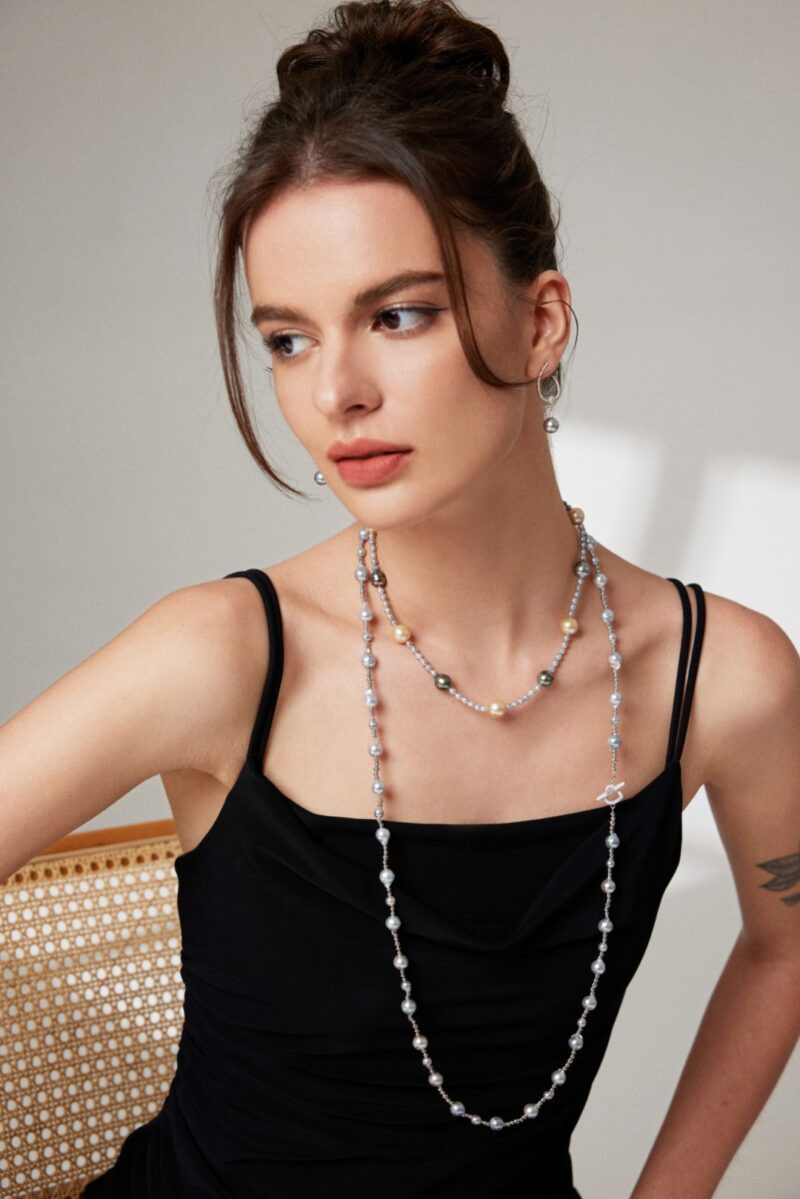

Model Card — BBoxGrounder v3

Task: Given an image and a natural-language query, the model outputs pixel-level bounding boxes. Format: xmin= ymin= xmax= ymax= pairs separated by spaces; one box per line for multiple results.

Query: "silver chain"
xmin=352 ymin=503 xmax=626 ymax=1130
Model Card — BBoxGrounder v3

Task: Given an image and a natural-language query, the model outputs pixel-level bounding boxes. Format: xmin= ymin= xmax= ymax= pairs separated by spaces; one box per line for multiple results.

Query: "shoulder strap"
xmin=664 ymin=578 xmax=706 ymax=766
xmin=223 ymin=568 xmax=285 ymax=771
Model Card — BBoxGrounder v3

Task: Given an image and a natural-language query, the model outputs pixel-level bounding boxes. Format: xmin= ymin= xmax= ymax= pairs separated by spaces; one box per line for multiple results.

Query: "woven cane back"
xmin=0 ymin=821 xmax=184 ymax=1198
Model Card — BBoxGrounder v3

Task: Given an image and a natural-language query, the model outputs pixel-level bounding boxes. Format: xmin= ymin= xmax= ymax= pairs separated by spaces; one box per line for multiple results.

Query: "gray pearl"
xmin=370 ymin=569 xmax=386 ymax=586
xmin=434 ymin=673 xmax=452 ymax=690
xmin=489 ymin=1116 xmax=504 ymax=1130
xmin=568 ymin=1033 xmax=584 ymax=1050
xmin=450 ymin=1102 xmax=466 ymax=1117
xmin=543 ymin=416 xmax=560 ymax=433
xmin=313 ymin=470 xmax=327 ymax=485
xmin=538 ymin=670 xmax=554 ymax=687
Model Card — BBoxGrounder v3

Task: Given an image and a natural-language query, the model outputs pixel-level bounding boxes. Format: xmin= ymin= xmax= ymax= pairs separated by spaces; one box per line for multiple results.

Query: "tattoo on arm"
xmin=756 ymin=842 xmax=800 ymax=907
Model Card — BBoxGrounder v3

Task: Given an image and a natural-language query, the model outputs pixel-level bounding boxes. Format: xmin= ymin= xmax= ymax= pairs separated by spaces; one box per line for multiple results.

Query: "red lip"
xmin=327 ymin=438 xmax=413 ymax=461
xmin=334 ymin=450 xmax=413 ymax=486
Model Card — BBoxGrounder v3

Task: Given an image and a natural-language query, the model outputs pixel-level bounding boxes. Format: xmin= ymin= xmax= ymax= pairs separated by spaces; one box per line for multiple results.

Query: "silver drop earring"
xmin=538 ymin=360 xmax=561 ymax=434
xmin=314 ymin=470 xmax=327 ymax=485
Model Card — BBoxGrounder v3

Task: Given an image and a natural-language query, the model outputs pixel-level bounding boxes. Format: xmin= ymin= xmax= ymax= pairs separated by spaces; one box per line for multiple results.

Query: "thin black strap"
xmin=664 ymin=578 xmax=706 ymax=766
xmin=223 ymin=568 xmax=285 ymax=770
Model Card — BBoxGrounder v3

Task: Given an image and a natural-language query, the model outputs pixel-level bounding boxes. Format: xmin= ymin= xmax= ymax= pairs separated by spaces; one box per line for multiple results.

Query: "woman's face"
xmin=243 ymin=176 xmax=563 ymax=530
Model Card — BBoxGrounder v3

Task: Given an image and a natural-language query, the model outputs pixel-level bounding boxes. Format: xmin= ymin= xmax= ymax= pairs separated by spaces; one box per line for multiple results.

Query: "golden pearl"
xmin=393 ymin=623 xmax=412 ymax=644
xmin=561 ymin=616 xmax=579 ymax=635
xmin=569 ymin=506 xmax=585 ymax=524
xmin=488 ymin=700 xmax=507 ymax=718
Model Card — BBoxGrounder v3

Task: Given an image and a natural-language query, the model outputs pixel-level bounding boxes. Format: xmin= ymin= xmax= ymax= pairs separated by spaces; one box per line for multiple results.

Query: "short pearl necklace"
xmin=353 ymin=503 xmax=625 ymax=1131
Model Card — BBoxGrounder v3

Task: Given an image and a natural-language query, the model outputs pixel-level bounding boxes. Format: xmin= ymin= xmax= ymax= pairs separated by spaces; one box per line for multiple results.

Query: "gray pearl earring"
xmin=537 ymin=360 xmax=561 ymax=434
xmin=314 ymin=470 xmax=327 ymax=486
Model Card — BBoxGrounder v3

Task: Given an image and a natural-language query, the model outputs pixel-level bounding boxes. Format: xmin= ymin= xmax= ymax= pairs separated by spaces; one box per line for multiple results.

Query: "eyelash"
xmin=261 ymin=304 xmax=445 ymax=367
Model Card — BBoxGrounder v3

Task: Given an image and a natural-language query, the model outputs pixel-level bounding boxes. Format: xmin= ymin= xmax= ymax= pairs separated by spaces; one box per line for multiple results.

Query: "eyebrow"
xmin=249 ymin=269 xmax=446 ymax=326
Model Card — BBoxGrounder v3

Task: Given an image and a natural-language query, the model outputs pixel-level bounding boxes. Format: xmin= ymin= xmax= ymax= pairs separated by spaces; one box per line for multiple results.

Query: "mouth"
xmin=333 ymin=449 xmax=413 ymax=485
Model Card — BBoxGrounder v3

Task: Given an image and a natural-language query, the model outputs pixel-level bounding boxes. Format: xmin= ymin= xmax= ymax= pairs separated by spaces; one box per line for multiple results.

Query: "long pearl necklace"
xmin=353 ymin=503 xmax=626 ymax=1131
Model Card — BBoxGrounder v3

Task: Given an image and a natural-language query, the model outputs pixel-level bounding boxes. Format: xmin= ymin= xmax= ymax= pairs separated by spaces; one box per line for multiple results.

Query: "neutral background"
xmin=2 ymin=2 xmax=798 ymax=1195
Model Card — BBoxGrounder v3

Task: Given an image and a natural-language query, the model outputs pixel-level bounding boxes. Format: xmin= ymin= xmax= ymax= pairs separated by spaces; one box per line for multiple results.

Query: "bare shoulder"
xmin=693 ymin=588 xmax=799 ymax=949
xmin=690 ymin=587 xmax=799 ymax=787
xmin=151 ymin=572 xmax=279 ymax=784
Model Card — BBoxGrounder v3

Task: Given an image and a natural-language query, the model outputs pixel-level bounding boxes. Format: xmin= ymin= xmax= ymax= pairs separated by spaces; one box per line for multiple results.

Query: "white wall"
xmin=2 ymin=2 xmax=798 ymax=1195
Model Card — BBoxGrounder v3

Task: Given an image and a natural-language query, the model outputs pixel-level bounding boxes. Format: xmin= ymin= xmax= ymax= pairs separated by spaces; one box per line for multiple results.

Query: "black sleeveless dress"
xmin=83 ymin=571 xmax=706 ymax=1198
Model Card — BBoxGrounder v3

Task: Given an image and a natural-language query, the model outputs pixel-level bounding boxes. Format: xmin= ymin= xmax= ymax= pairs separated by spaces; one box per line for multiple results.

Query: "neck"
xmin=350 ymin=442 xmax=582 ymax=680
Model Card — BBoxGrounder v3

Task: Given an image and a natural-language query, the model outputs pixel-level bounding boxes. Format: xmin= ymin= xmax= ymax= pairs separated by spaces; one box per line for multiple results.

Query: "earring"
xmin=537 ymin=360 xmax=561 ymax=434
xmin=314 ymin=470 xmax=327 ymax=485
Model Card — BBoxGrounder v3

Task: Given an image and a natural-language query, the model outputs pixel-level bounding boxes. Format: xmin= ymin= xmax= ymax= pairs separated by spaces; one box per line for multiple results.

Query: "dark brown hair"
xmin=212 ymin=0 xmax=573 ymax=499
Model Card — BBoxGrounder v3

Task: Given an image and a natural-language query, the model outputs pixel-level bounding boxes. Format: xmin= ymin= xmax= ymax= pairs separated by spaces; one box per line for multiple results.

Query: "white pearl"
xmin=581 ymin=994 xmax=597 ymax=1010
xmin=601 ymin=608 xmax=615 ymax=624
xmin=551 ymin=1069 xmax=566 ymax=1085
xmin=361 ymin=606 xmax=374 ymax=621
xmin=412 ymin=1035 xmax=427 ymax=1050
xmin=394 ymin=954 xmax=408 ymax=969
xmin=470 ymin=1116 xmax=482 ymax=1125
xmin=379 ymin=868 xmax=394 ymax=885
xmin=401 ymin=980 xmax=412 ymax=992
xmin=591 ymin=958 xmax=606 ymax=974
xmin=401 ymin=998 xmax=416 ymax=1014
xmin=489 ymin=1116 xmax=504 ymax=1130
xmin=372 ymin=780 xmax=385 ymax=795
xmin=524 ymin=1103 xmax=539 ymax=1118
xmin=608 ymin=651 xmax=622 ymax=669
xmin=605 ymin=833 xmax=620 ymax=848
xmin=600 ymin=878 xmax=616 ymax=893
xmin=428 ymin=1072 xmax=443 ymax=1086
xmin=594 ymin=572 xmax=607 ymax=588
xmin=568 ymin=1033 xmax=584 ymax=1050
xmin=364 ymin=689 xmax=378 ymax=707
xmin=368 ymin=741 xmax=383 ymax=756
xmin=608 ymin=734 xmax=621 ymax=749
xmin=362 ymin=651 xmax=376 ymax=668
xmin=598 ymin=917 xmax=614 ymax=932
xmin=354 ymin=565 xmax=369 ymax=581
xmin=385 ymin=914 xmax=401 ymax=930
xmin=375 ymin=827 xmax=390 ymax=844
xmin=610 ymin=691 xmax=622 ymax=705
xmin=450 ymin=1102 xmax=466 ymax=1117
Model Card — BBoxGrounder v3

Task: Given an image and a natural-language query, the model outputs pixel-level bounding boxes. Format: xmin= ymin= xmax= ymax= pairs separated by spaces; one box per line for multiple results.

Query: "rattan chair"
xmin=0 ymin=818 xmax=184 ymax=1198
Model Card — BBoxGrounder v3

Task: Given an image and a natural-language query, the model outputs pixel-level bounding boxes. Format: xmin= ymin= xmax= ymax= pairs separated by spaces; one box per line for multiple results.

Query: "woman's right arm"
xmin=0 ymin=579 xmax=256 ymax=881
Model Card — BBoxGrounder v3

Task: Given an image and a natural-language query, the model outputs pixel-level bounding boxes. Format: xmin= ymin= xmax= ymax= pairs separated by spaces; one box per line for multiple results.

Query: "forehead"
xmin=243 ymin=177 xmax=496 ymax=306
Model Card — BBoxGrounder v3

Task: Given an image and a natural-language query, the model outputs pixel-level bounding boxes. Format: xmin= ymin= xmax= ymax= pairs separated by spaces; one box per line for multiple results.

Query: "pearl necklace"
xmin=353 ymin=504 xmax=626 ymax=1130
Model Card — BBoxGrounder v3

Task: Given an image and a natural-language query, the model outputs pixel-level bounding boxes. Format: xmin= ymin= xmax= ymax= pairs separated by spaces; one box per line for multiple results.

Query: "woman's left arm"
xmin=630 ymin=597 xmax=800 ymax=1199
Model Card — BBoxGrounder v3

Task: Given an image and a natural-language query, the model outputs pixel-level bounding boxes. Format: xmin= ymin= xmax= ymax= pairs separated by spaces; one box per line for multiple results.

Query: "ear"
xmin=522 ymin=270 xmax=572 ymax=382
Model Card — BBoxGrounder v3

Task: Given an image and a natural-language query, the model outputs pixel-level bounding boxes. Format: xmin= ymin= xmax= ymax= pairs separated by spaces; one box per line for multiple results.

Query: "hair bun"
xmin=276 ymin=0 xmax=510 ymax=106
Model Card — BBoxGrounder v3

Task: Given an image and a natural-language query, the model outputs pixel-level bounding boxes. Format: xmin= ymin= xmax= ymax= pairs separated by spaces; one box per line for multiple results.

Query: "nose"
xmin=310 ymin=335 xmax=382 ymax=419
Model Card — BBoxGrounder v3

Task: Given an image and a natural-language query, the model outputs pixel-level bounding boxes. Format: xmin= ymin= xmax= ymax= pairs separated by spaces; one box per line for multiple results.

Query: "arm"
xmin=0 ymin=579 xmax=250 ymax=882
xmin=631 ymin=598 xmax=800 ymax=1199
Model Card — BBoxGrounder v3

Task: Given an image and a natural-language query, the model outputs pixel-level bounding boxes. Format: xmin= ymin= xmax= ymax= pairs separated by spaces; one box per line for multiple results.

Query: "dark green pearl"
xmin=370 ymin=569 xmax=386 ymax=586
xmin=538 ymin=670 xmax=554 ymax=687
xmin=434 ymin=673 xmax=452 ymax=690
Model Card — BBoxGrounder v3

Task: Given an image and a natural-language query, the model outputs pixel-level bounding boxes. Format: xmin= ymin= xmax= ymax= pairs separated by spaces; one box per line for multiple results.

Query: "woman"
xmin=3 ymin=1 xmax=797 ymax=1196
